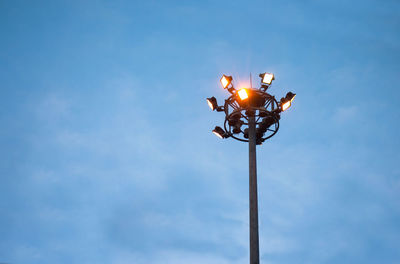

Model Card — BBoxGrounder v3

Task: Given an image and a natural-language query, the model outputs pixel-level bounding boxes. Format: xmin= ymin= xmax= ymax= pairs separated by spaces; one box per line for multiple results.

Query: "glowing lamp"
xmin=220 ymin=75 xmax=233 ymax=89
xmin=280 ymin=91 xmax=296 ymax=111
xmin=259 ymin=72 xmax=275 ymax=85
xmin=206 ymin=97 xmax=218 ymax=111
xmin=237 ymin=88 xmax=249 ymax=100
xmin=212 ymin=126 xmax=226 ymax=139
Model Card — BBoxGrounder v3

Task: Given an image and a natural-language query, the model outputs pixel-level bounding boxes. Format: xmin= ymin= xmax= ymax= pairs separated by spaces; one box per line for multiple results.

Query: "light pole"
xmin=207 ymin=73 xmax=295 ymax=264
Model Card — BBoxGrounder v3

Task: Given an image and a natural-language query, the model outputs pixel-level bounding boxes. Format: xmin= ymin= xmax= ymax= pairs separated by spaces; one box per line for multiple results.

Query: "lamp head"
xmin=259 ymin=72 xmax=275 ymax=85
xmin=212 ymin=126 xmax=227 ymax=139
xmin=206 ymin=97 xmax=218 ymax=111
xmin=220 ymin=75 xmax=233 ymax=89
xmin=280 ymin=91 xmax=296 ymax=111
xmin=285 ymin=92 xmax=296 ymax=102
xmin=237 ymin=88 xmax=249 ymax=100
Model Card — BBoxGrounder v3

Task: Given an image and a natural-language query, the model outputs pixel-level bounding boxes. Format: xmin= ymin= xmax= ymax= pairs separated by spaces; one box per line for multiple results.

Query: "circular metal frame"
xmin=222 ymin=90 xmax=280 ymax=143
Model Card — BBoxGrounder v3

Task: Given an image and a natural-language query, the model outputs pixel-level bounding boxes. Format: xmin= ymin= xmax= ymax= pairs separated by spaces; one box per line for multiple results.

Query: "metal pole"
xmin=248 ymin=115 xmax=260 ymax=264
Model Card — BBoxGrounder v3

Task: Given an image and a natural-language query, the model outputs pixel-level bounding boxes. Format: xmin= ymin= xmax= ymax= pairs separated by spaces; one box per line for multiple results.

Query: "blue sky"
xmin=1 ymin=0 xmax=399 ymax=263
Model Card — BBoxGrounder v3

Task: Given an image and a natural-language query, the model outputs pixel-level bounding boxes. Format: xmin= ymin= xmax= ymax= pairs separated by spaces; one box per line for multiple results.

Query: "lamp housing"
xmin=237 ymin=88 xmax=249 ymax=100
xmin=259 ymin=72 xmax=275 ymax=85
xmin=220 ymin=75 xmax=233 ymax=89
xmin=212 ymin=126 xmax=227 ymax=139
xmin=280 ymin=92 xmax=296 ymax=111
xmin=280 ymin=98 xmax=291 ymax=111
xmin=206 ymin=97 xmax=224 ymax=112
xmin=285 ymin=92 xmax=296 ymax=102
xmin=207 ymin=97 xmax=218 ymax=111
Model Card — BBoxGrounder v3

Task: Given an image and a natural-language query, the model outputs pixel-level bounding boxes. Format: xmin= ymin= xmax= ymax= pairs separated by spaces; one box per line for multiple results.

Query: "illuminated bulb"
xmin=237 ymin=88 xmax=249 ymax=100
xmin=280 ymin=91 xmax=295 ymax=111
xmin=260 ymin=72 xmax=275 ymax=85
xmin=281 ymin=101 xmax=291 ymax=111
xmin=220 ymin=75 xmax=232 ymax=89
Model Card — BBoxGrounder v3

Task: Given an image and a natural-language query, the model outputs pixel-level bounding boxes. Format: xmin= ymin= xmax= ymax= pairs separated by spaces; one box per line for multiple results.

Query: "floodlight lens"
xmin=281 ymin=101 xmax=291 ymax=111
xmin=261 ymin=73 xmax=274 ymax=85
xmin=212 ymin=126 xmax=226 ymax=139
xmin=206 ymin=97 xmax=218 ymax=111
xmin=207 ymin=99 xmax=214 ymax=110
xmin=220 ymin=75 xmax=232 ymax=89
xmin=213 ymin=130 xmax=224 ymax=139
xmin=237 ymin=88 xmax=249 ymax=100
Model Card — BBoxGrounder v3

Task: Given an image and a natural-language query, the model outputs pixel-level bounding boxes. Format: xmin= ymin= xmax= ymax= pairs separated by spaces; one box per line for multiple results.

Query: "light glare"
xmin=238 ymin=89 xmax=249 ymax=100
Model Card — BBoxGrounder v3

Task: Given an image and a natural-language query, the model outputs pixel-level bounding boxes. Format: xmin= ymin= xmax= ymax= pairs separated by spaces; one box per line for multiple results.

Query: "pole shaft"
xmin=248 ymin=116 xmax=260 ymax=264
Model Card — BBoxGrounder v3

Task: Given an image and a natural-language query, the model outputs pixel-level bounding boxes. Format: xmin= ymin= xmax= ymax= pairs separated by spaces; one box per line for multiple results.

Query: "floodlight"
xmin=220 ymin=75 xmax=233 ymax=89
xmin=280 ymin=92 xmax=295 ymax=111
xmin=212 ymin=126 xmax=226 ymax=139
xmin=259 ymin=72 xmax=275 ymax=85
xmin=285 ymin=92 xmax=296 ymax=102
xmin=206 ymin=97 xmax=218 ymax=111
xmin=237 ymin=88 xmax=249 ymax=100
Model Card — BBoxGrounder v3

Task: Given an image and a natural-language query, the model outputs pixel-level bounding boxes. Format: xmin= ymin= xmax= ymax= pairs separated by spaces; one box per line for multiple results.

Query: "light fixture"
xmin=237 ymin=88 xmax=249 ymax=100
xmin=280 ymin=92 xmax=296 ymax=111
xmin=285 ymin=92 xmax=296 ymax=102
xmin=220 ymin=75 xmax=233 ymax=89
xmin=206 ymin=97 xmax=218 ymax=111
xmin=212 ymin=126 xmax=226 ymax=139
xmin=259 ymin=72 xmax=275 ymax=85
